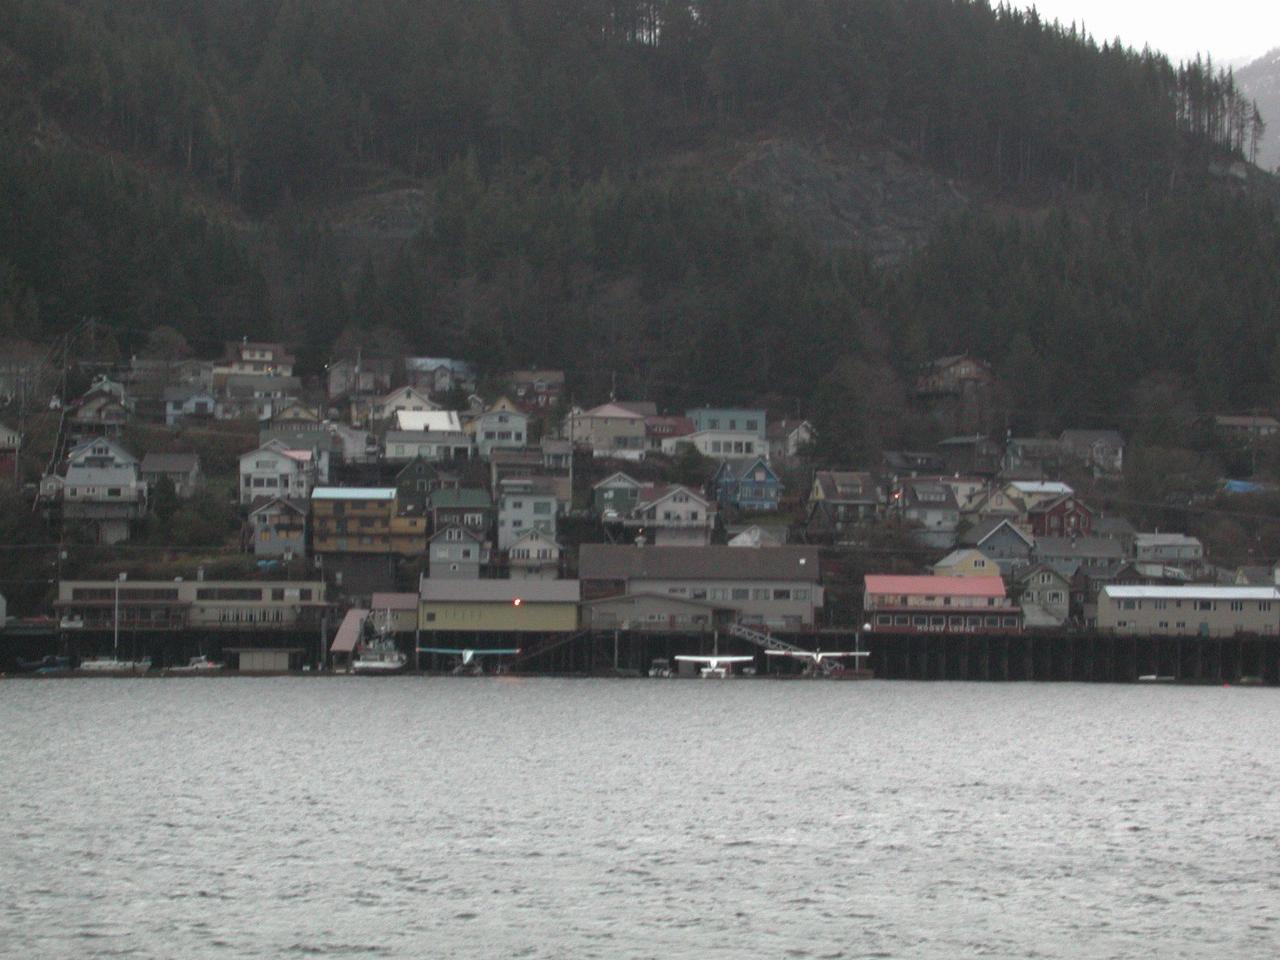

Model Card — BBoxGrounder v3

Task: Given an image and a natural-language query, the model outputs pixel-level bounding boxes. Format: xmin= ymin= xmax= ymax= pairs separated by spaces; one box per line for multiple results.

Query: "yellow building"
xmin=930 ymin=548 xmax=999 ymax=577
xmin=311 ymin=487 xmax=425 ymax=556
xmin=419 ymin=579 xmax=580 ymax=633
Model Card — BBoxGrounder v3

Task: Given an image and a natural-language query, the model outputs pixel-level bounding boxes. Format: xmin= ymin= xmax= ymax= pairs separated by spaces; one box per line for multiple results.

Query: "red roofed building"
xmin=863 ymin=575 xmax=1022 ymax=635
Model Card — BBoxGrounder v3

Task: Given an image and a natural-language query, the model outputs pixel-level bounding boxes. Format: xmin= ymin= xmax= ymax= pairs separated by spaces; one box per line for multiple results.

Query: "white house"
xmin=371 ymin=385 xmax=439 ymax=423
xmin=625 ymin=483 xmax=714 ymax=547
xmin=661 ymin=429 xmax=765 ymax=461
xmin=474 ymin=408 xmax=530 ymax=459
xmin=508 ymin=527 xmax=562 ymax=580
xmin=238 ymin=440 xmax=318 ymax=506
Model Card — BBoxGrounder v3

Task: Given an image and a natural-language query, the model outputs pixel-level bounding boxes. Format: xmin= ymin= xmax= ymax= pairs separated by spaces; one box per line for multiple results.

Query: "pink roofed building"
xmin=863 ymin=575 xmax=1022 ymax=635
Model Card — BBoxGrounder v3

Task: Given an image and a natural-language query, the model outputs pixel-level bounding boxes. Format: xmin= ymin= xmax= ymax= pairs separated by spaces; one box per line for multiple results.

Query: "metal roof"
xmin=579 ymin=545 xmax=820 ymax=582
xmin=1104 ymin=585 xmax=1280 ymax=600
xmin=311 ymin=487 xmax=396 ymax=500
xmin=864 ymin=575 xmax=1007 ymax=597
xmin=370 ymin=593 xmax=418 ymax=611
xmin=330 ymin=609 xmax=368 ymax=654
xmin=420 ymin=580 xmax=580 ymax=603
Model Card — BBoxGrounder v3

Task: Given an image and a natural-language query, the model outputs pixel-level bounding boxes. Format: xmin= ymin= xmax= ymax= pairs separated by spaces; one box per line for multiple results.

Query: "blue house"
xmin=686 ymin=407 xmax=767 ymax=440
xmin=712 ymin=457 xmax=782 ymax=512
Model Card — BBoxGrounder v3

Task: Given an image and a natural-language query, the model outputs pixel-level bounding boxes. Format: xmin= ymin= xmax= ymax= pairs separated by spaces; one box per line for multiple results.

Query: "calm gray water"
xmin=2 ymin=678 xmax=1278 ymax=959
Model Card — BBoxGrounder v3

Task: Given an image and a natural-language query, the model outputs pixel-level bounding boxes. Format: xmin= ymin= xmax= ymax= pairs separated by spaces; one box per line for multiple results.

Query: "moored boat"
xmin=79 ymin=657 xmax=151 ymax=674
xmin=166 ymin=655 xmax=224 ymax=674
xmin=351 ymin=635 xmax=407 ymax=675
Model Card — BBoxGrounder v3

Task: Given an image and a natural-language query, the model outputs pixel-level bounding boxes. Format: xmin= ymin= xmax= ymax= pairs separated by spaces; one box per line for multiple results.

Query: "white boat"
xmin=167 ymin=655 xmax=224 ymax=674
xmin=79 ymin=657 xmax=151 ymax=674
xmin=352 ymin=635 xmax=408 ymax=674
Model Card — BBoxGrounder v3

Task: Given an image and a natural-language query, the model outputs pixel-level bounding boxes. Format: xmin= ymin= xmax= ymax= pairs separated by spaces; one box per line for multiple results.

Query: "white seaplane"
xmin=673 ymin=654 xmax=756 ymax=678
xmin=765 ymin=648 xmax=870 ymax=677
xmin=418 ymin=646 xmax=520 ymax=676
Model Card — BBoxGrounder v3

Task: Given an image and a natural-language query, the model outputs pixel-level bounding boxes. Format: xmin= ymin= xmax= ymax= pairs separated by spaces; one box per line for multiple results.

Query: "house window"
xmin=773 ymin=589 xmax=791 ymax=600
xmin=731 ymin=588 xmax=749 ymax=600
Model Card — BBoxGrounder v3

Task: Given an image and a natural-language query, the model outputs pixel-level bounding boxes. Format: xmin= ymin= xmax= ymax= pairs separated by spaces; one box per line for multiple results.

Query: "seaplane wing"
xmin=417 ymin=646 xmax=520 ymax=665
xmin=765 ymin=649 xmax=869 ymax=661
xmin=674 ymin=655 xmax=755 ymax=666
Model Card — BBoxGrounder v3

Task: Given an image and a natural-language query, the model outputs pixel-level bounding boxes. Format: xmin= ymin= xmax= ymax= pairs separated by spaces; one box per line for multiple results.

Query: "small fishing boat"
xmin=16 ymin=655 xmax=71 ymax=675
xmin=351 ymin=632 xmax=407 ymax=675
xmin=166 ymin=655 xmax=224 ymax=674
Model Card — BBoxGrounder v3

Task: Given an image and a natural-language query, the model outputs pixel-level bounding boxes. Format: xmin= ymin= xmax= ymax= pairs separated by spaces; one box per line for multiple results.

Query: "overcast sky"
xmin=1016 ymin=2 xmax=1279 ymax=66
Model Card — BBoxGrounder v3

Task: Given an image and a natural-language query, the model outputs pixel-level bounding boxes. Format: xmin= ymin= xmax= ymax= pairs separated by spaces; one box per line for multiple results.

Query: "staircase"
xmin=726 ymin=622 xmax=811 ymax=655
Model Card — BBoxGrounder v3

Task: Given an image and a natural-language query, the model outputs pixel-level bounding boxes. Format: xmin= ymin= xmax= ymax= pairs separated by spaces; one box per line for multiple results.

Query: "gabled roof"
xmin=636 ymin=483 xmax=711 ymax=510
xmin=1009 ymin=481 xmax=1074 ymax=497
xmin=248 ymin=497 xmax=307 ymax=517
xmin=962 ymin=517 xmax=1034 ymax=549
xmin=429 ymin=523 xmax=486 ymax=544
xmin=509 ymin=527 xmax=561 ymax=548
xmin=714 ymin=456 xmax=776 ymax=481
xmin=932 ymin=548 xmax=994 ymax=570
xmin=140 ymin=452 xmax=200 ymax=474
xmin=592 ymin=471 xmax=642 ymax=491
xmin=67 ymin=436 xmax=137 ymax=466
xmin=1027 ymin=492 xmax=1094 ymax=515
xmin=644 ymin=415 xmax=695 ymax=437
xmin=430 ymin=488 xmax=492 ymax=510
xmin=766 ymin=418 xmax=811 ymax=440
xmin=580 ymin=402 xmax=646 ymax=420
xmin=813 ymin=470 xmax=877 ymax=503
xmin=395 ymin=410 xmax=463 ymax=433
xmin=1014 ymin=563 xmax=1071 ymax=585
xmin=900 ymin=480 xmax=958 ymax=510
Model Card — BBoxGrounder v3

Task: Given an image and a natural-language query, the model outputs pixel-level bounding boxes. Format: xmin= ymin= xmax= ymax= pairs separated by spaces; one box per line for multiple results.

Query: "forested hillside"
xmin=1 ymin=0 xmax=1278 ymax=459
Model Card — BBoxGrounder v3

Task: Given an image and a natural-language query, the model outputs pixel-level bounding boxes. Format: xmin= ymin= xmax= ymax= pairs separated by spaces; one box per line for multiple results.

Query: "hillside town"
xmin=4 ymin=342 xmax=1280 ymax=677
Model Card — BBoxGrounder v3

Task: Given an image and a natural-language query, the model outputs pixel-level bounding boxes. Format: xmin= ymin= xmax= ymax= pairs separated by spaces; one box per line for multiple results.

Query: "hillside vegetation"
xmin=1 ymin=0 xmax=1278 ymax=460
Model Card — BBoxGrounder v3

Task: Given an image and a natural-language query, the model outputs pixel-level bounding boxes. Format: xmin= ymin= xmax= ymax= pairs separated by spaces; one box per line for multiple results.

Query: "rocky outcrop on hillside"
xmin=729 ymin=139 xmax=969 ymax=265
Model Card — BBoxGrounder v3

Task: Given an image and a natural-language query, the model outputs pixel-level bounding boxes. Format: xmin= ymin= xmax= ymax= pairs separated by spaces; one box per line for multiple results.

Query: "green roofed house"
xmin=429 ymin=487 xmax=493 ymax=536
